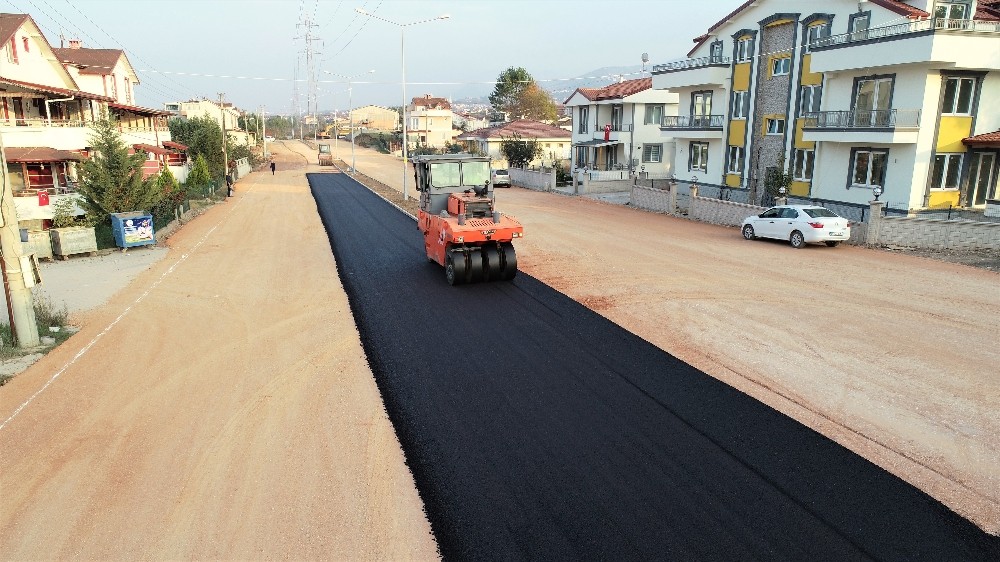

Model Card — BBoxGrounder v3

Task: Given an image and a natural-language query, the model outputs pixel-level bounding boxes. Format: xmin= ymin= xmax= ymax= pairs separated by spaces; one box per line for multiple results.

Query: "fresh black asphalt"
xmin=308 ymin=171 xmax=1000 ymax=561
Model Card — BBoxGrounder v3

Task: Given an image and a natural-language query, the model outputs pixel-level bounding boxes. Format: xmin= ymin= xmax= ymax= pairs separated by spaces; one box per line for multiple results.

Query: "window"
xmin=766 ymin=118 xmax=785 ymax=135
xmin=643 ymin=144 xmax=663 ymax=163
xmin=805 ymin=23 xmax=831 ymax=51
xmin=8 ymin=38 xmax=17 ymax=64
xmin=771 ymin=57 xmax=791 ymax=77
xmin=692 ymin=91 xmax=712 ymax=120
xmin=644 ymin=104 xmax=663 ymax=125
xmin=689 ymin=142 xmax=708 ymax=172
xmin=799 ymin=85 xmax=822 ymax=114
xmin=727 ymin=146 xmax=744 ymax=174
xmin=710 ymin=41 xmax=724 ymax=62
xmin=430 ymin=162 xmax=461 ymax=188
xmin=793 ymin=149 xmax=815 ymax=181
xmin=850 ymin=148 xmax=888 ymax=188
xmin=935 ymin=1 xmax=971 ymax=21
xmin=736 ymin=37 xmax=752 ymax=62
xmin=576 ymin=146 xmax=589 ymax=166
xmin=942 ymin=77 xmax=975 ymax=114
xmin=110 ymin=74 xmax=117 ymax=98
xmin=850 ymin=12 xmax=870 ymax=33
xmin=22 ymin=37 xmax=29 ymax=53
xmin=428 ymin=118 xmax=434 ymax=126
xmin=854 ymin=77 xmax=893 ymax=124
xmin=731 ymin=91 xmax=749 ymax=119
xmin=932 ymin=153 xmax=964 ymax=189
xmin=611 ymin=104 xmax=623 ymax=130
xmin=578 ymin=106 xmax=589 ymax=133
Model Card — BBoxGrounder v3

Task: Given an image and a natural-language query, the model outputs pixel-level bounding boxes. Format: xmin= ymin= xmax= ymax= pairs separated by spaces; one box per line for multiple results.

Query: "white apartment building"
xmin=564 ymin=77 xmax=680 ymax=176
xmin=650 ymin=0 xmax=1000 ymax=210
xmin=407 ymin=94 xmax=454 ymax=149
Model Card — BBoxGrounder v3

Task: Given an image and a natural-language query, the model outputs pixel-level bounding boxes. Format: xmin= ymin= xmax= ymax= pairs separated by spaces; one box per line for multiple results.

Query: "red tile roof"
xmin=457 ymin=119 xmax=570 ymax=140
xmin=410 ymin=94 xmax=451 ymax=110
xmin=976 ymin=0 xmax=1000 ymax=20
xmin=869 ymin=0 xmax=929 ymax=19
xmin=3 ymin=147 xmax=84 ymax=162
xmin=162 ymin=141 xmax=188 ymax=151
xmin=53 ymin=47 xmax=126 ymax=76
xmin=565 ymin=77 xmax=652 ymax=104
xmin=0 ymin=13 xmax=28 ymax=47
xmin=0 ymin=76 xmax=113 ymax=101
xmin=963 ymin=130 xmax=1000 ymax=146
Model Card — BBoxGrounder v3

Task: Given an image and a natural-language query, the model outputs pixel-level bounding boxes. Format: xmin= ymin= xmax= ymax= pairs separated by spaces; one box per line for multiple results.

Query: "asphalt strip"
xmin=308 ymin=171 xmax=1000 ymax=561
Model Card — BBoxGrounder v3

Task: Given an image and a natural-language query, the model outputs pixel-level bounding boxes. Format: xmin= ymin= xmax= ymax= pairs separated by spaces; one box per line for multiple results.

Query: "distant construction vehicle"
xmin=318 ymin=143 xmax=333 ymax=166
xmin=413 ymin=154 xmax=523 ymax=285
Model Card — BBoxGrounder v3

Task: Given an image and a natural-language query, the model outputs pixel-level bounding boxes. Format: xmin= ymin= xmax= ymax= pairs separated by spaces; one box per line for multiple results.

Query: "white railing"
xmin=813 ymin=18 xmax=1000 ymax=49
xmin=652 ymin=55 xmax=731 ymax=73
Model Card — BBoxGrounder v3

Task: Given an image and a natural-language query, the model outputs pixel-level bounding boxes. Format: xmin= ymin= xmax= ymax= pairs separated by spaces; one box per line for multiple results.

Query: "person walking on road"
xmin=226 ymin=173 xmax=234 ymax=198
xmin=270 ymin=161 xmax=276 ymax=175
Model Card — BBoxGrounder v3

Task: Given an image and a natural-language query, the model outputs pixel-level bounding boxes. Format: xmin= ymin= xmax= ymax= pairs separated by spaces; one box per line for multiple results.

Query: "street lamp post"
xmin=355 ymin=8 xmax=449 ymax=201
xmin=324 ymin=69 xmax=375 ymax=173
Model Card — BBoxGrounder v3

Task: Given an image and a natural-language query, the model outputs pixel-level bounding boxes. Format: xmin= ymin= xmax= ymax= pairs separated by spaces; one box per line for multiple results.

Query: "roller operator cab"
xmin=414 ymin=154 xmax=524 ymax=285
xmin=318 ymin=143 xmax=333 ymax=166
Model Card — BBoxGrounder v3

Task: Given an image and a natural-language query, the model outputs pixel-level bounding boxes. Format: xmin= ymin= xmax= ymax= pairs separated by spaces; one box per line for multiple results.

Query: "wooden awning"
xmin=162 ymin=141 xmax=188 ymax=150
xmin=133 ymin=143 xmax=171 ymax=156
xmin=3 ymin=147 xmax=84 ymax=162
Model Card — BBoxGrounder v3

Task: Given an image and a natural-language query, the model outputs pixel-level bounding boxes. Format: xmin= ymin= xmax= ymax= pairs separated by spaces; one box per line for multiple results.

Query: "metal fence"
xmin=787 ymin=196 xmax=872 ymax=223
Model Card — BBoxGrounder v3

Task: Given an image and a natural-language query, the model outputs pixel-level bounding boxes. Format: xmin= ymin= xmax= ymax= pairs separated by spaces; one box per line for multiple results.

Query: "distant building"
xmin=163 ymin=98 xmax=253 ymax=146
xmin=407 ymin=94 xmax=454 ymax=149
xmin=349 ymin=104 xmax=399 ymax=132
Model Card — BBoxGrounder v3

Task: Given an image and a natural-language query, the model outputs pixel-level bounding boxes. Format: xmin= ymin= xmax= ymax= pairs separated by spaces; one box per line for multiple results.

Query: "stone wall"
xmin=877 ymin=216 xmax=1000 ymax=250
xmin=689 ymin=196 xmax=765 ymax=227
xmin=509 ymin=168 xmax=554 ymax=191
xmin=630 ymin=185 xmax=674 ymax=214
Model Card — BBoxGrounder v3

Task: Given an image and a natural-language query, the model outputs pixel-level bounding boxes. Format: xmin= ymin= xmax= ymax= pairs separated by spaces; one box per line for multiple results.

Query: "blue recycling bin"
xmin=111 ymin=212 xmax=156 ymax=248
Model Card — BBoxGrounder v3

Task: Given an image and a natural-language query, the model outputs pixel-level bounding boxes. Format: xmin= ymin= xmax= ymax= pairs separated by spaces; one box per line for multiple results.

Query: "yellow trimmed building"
xmin=651 ymin=0 xmax=1000 ymax=211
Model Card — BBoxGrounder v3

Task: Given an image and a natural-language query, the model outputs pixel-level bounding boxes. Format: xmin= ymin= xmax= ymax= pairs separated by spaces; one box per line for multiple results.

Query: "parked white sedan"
xmin=741 ymin=205 xmax=851 ymax=248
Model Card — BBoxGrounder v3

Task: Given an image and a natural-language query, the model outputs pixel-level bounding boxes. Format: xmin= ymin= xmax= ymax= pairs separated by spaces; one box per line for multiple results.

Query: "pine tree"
xmin=77 ymin=118 xmax=164 ymax=217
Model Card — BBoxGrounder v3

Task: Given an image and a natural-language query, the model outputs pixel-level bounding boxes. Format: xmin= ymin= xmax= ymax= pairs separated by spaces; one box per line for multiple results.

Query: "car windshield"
xmin=495 ymin=170 xmax=508 ymax=176
xmin=463 ymin=161 xmax=490 ymax=186
xmin=430 ymin=162 xmax=461 ymax=188
xmin=803 ymin=207 xmax=838 ymax=218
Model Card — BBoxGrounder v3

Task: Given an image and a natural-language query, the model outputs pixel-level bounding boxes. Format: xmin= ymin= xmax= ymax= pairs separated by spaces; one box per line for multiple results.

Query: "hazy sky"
xmin=3 ymin=0 xmax=723 ymax=114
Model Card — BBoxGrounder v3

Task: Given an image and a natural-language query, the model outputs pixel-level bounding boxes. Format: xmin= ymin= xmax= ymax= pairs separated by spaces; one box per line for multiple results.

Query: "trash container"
xmin=111 ymin=212 xmax=155 ymax=248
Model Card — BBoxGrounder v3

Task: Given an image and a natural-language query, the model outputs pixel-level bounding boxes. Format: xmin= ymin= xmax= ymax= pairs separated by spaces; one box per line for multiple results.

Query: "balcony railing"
xmin=651 ymin=55 xmax=731 ymax=73
xmin=660 ymin=115 xmax=726 ymax=129
xmin=0 ymin=118 xmax=89 ymax=128
xmin=802 ymin=109 xmax=921 ymax=129
xmin=812 ymin=18 xmax=1000 ymax=50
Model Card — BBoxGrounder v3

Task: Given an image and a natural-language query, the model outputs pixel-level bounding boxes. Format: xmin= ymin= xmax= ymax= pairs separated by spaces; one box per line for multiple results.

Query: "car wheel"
xmin=825 ymin=241 xmax=841 ymax=247
xmin=790 ymin=230 xmax=806 ymax=249
xmin=742 ymin=224 xmax=756 ymax=240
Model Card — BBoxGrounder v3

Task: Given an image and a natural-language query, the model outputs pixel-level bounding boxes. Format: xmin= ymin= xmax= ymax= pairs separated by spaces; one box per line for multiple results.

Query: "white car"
xmin=741 ymin=205 xmax=851 ymax=248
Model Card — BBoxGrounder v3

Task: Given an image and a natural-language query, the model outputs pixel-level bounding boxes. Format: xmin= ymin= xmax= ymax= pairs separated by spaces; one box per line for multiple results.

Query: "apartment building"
xmin=564 ymin=77 xmax=680 ymax=176
xmin=349 ymin=104 xmax=399 ymax=132
xmin=650 ymin=0 xmax=1000 ymax=210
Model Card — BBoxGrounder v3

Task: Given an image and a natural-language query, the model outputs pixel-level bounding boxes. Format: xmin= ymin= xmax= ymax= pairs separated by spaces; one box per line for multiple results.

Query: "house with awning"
xmin=564 ymin=77 xmax=679 ymax=177
xmin=1 ymin=11 xmax=183 ymax=226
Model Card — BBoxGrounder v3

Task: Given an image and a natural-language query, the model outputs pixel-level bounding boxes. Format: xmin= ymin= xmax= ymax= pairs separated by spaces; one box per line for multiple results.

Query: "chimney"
xmin=68 ymin=39 xmax=82 ymax=49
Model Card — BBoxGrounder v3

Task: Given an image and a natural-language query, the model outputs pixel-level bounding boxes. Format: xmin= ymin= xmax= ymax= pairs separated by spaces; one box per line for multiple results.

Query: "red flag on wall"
xmin=38 ymin=191 xmax=50 ymax=206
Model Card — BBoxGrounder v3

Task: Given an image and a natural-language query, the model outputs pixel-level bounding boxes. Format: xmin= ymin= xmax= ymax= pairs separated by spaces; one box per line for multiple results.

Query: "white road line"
xmin=0 ymin=180 xmax=260 ymax=432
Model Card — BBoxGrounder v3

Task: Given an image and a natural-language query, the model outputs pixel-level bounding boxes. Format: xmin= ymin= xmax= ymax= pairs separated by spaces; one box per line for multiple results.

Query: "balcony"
xmin=802 ymin=109 xmax=921 ymax=144
xmin=659 ymin=115 xmax=725 ymax=139
xmin=592 ymin=123 xmax=633 ymax=142
xmin=651 ymin=55 xmax=731 ymax=90
xmin=810 ymin=18 xmax=1000 ymax=72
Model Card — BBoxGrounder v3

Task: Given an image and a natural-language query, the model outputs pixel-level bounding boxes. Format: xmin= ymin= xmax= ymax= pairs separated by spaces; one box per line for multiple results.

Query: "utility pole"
xmin=0 ymin=132 xmax=39 ymax=347
xmin=218 ymin=93 xmax=228 ymax=182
